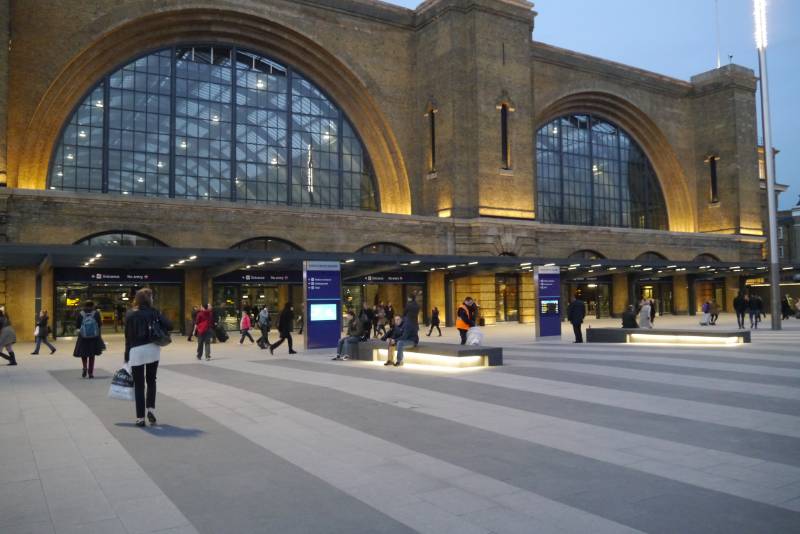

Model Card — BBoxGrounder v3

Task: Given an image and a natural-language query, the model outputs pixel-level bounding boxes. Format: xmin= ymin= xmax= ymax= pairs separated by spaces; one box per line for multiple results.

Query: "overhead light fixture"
xmin=569 ymin=263 xmax=580 ymax=268
xmin=643 ymin=267 xmax=653 ymax=272
xmin=544 ymin=263 xmax=555 ymax=267
xmin=447 ymin=265 xmax=457 ymax=269
xmin=591 ymin=264 xmax=602 ymax=268
xmin=78 ymin=130 xmax=87 ymax=138
xmin=520 ymin=262 xmax=532 ymax=267
xmin=410 ymin=260 xmax=420 ymax=265
xmin=257 ymin=261 xmax=266 ymax=266
xmin=430 ymin=268 xmax=436 ymax=271
xmin=344 ymin=259 xmax=354 ymax=263
xmin=95 ymin=100 xmax=104 ymax=108
xmin=272 ymin=257 xmax=281 ymax=262
xmin=178 ymin=260 xmax=186 ymax=264
xmin=782 ymin=266 xmax=793 ymax=271
xmin=95 ymin=253 xmax=102 ymax=258
xmin=630 ymin=264 xmax=642 ymax=268
xmin=608 ymin=267 xmax=617 ymax=271
xmin=468 ymin=261 xmax=479 ymax=265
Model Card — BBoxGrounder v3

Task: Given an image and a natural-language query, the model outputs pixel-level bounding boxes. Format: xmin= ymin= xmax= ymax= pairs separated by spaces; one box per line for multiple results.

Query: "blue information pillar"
xmin=303 ymin=261 xmax=342 ymax=349
xmin=534 ymin=266 xmax=562 ymax=339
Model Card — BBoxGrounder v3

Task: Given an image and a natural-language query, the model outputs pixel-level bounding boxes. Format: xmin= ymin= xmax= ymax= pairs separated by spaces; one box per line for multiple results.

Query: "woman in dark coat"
xmin=73 ymin=301 xmax=104 ymax=378
xmin=426 ymin=306 xmax=442 ymax=337
xmin=0 ymin=308 xmax=18 ymax=366
xmin=269 ymin=303 xmax=297 ymax=355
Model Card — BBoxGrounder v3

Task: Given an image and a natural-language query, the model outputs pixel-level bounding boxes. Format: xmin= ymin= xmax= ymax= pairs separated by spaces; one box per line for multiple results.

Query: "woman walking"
xmin=0 ymin=308 xmax=17 ymax=366
xmin=239 ymin=311 xmax=254 ymax=344
xmin=269 ymin=303 xmax=297 ymax=355
xmin=426 ymin=306 xmax=442 ymax=337
xmin=31 ymin=310 xmax=56 ymax=355
xmin=124 ymin=288 xmax=173 ymax=427
xmin=73 ymin=301 xmax=103 ymax=378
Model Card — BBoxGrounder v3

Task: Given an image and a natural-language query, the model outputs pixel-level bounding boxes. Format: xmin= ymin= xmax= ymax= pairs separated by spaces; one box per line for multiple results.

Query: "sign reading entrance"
xmin=303 ymin=261 xmax=342 ymax=349
xmin=534 ymin=265 xmax=561 ymax=339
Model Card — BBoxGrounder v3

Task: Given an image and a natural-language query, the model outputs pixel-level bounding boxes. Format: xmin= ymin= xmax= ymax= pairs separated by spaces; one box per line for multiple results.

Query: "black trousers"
xmin=270 ymin=333 xmax=293 ymax=352
xmin=736 ymin=311 xmax=746 ymax=329
xmin=458 ymin=328 xmax=468 ymax=345
xmin=240 ymin=330 xmax=254 ymax=343
xmin=256 ymin=326 xmax=270 ymax=346
xmin=571 ymin=322 xmax=583 ymax=343
xmin=427 ymin=324 xmax=441 ymax=336
xmin=131 ymin=361 xmax=158 ymax=419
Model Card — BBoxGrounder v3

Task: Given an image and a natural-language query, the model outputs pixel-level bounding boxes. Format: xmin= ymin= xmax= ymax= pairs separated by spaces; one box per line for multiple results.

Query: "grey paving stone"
xmin=1 ymin=521 xmax=56 ymax=534
xmin=264 ymin=358 xmax=800 ymax=467
xmin=50 ymin=370 xmax=416 ymax=534
xmin=0 ymin=479 xmax=51 ymax=529
xmin=177 ymin=362 xmax=800 ymax=534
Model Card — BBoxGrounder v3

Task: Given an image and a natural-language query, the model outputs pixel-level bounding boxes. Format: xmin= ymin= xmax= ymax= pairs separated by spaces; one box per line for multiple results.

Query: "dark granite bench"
xmin=346 ymin=339 xmax=503 ymax=367
xmin=586 ymin=328 xmax=751 ymax=344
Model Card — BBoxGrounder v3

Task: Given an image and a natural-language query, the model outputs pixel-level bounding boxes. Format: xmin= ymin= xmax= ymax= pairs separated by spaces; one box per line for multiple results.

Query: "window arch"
xmin=694 ymin=253 xmax=720 ymax=263
xmin=357 ymin=242 xmax=414 ymax=255
xmin=536 ymin=114 xmax=667 ymax=230
xmin=74 ymin=231 xmax=166 ymax=247
xmin=231 ymin=237 xmax=303 ymax=252
xmin=48 ymin=45 xmax=378 ymax=211
xmin=636 ymin=251 xmax=668 ymax=262
xmin=568 ymin=250 xmax=605 ymax=261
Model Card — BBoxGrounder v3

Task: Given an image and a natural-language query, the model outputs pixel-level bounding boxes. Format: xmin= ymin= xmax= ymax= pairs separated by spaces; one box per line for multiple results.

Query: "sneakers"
xmin=393 ymin=361 xmax=404 ymax=367
xmin=147 ymin=411 xmax=157 ymax=425
xmin=341 ymin=356 xmax=350 ymax=361
xmin=384 ymin=361 xmax=393 ymax=366
xmin=135 ymin=419 xmax=146 ymax=427
xmin=50 ymin=348 xmax=57 ymax=355
xmin=332 ymin=356 xmax=342 ymax=360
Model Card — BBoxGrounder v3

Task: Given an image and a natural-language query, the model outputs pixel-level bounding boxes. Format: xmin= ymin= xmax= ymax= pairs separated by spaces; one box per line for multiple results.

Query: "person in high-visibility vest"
xmin=455 ymin=297 xmax=477 ymax=345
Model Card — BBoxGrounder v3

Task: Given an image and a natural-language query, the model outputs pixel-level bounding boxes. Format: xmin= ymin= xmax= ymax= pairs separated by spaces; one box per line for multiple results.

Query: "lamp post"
xmin=754 ymin=0 xmax=781 ymax=330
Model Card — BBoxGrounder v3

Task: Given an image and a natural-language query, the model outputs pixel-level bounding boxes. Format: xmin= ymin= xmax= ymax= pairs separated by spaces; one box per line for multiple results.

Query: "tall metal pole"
xmin=715 ymin=0 xmax=721 ymax=68
xmin=754 ymin=0 xmax=781 ymax=330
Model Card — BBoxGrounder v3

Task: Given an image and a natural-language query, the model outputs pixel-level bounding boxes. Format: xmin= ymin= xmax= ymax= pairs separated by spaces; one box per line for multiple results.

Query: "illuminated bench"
xmin=351 ymin=340 xmax=503 ymax=367
xmin=586 ymin=328 xmax=751 ymax=345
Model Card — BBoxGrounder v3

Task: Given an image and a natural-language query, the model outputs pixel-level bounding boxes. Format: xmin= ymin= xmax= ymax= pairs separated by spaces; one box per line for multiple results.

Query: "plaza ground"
xmin=2 ymin=314 xmax=800 ymax=533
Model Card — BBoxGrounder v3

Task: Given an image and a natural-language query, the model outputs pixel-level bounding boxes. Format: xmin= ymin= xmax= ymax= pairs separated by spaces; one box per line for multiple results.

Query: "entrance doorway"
xmin=567 ymin=282 xmax=611 ymax=318
xmin=695 ymin=280 xmax=725 ymax=313
xmin=213 ymin=284 xmax=303 ymax=331
xmin=638 ymin=281 xmax=674 ymax=316
xmin=495 ymin=274 xmax=519 ymax=322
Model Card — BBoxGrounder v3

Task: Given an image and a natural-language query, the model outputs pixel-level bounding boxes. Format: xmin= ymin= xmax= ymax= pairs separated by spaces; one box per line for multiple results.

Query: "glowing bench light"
xmin=374 ymin=348 xmax=488 ymax=368
xmin=627 ymin=333 xmax=745 ymax=346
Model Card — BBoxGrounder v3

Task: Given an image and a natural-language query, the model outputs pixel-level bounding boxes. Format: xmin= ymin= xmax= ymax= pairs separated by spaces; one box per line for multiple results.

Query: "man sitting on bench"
xmin=332 ymin=310 xmax=366 ymax=361
xmin=381 ymin=315 xmax=405 ymax=366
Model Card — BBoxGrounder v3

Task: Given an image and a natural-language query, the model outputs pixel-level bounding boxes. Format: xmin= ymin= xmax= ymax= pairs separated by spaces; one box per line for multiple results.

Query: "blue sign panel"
xmin=345 ymin=272 xmax=428 ymax=285
xmin=304 ymin=261 xmax=342 ymax=349
xmin=535 ymin=266 xmax=561 ymax=339
xmin=214 ymin=270 xmax=302 ymax=284
xmin=55 ymin=268 xmax=184 ymax=284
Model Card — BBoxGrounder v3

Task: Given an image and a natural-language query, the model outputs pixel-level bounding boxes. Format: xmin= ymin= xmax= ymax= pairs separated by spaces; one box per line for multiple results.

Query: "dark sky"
xmin=388 ymin=0 xmax=799 ymax=209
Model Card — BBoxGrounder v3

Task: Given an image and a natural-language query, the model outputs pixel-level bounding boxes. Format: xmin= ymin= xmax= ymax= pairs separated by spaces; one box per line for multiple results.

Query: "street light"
xmin=754 ymin=0 xmax=781 ymax=330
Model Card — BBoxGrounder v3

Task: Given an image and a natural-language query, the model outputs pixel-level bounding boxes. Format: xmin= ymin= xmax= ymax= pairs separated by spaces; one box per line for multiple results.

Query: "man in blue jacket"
xmin=567 ymin=294 xmax=586 ymax=343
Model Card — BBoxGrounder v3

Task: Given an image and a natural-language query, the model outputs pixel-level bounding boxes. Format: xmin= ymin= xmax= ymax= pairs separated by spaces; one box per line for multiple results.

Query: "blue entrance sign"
xmin=304 ymin=261 xmax=342 ymax=349
xmin=534 ymin=266 xmax=561 ymax=339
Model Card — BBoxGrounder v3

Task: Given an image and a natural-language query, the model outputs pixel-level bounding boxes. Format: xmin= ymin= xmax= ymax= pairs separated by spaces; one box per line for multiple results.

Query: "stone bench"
xmin=347 ymin=339 xmax=503 ymax=367
xmin=586 ymin=328 xmax=751 ymax=345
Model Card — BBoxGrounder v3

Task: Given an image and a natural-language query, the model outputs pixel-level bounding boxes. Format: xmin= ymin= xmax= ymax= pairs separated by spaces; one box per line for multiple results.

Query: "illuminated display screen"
xmin=540 ymin=299 xmax=559 ymax=315
xmin=309 ymin=303 xmax=337 ymax=321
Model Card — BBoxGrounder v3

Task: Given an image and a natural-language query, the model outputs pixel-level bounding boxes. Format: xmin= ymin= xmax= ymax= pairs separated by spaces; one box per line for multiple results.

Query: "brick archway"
xmin=535 ymin=92 xmax=695 ymax=232
xmin=14 ymin=6 xmax=411 ymax=214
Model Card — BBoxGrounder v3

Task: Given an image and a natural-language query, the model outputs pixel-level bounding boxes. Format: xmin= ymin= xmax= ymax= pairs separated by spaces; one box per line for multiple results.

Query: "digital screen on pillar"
xmin=540 ymin=299 xmax=559 ymax=315
xmin=309 ymin=303 xmax=338 ymax=322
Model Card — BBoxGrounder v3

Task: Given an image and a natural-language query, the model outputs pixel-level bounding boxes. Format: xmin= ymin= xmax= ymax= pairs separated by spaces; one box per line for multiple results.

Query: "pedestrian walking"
xmin=256 ymin=305 xmax=271 ymax=349
xmin=403 ymin=295 xmax=420 ymax=346
xmin=73 ymin=301 xmax=104 ymax=378
xmin=426 ymin=306 xmax=442 ymax=337
xmin=31 ymin=309 xmax=56 ymax=355
xmin=239 ymin=311 xmax=254 ymax=344
xmin=195 ymin=303 xmax=213 ymax=360
xmin=709 ymin=299 xmax=720 ymax=325
xmin=359 ymin=302 xmax=374 ymax=340
xmin=649 ymin=299 xmax=656 ymax=326
xmin=0 ymin=308 xmax=18 ymax=366
xmin=124 ymin=288 xmax=172 ymax=427
xmin=751 ymin=294 xmax=764 ymax=329
xmin=733 ymin=292 xmax=747 ymax=329
xmin=456 ymin=297 xmax=477 ymax=345
xmin=567 ymin=294 xmax=587 ymax=342
xmin=269 ymin=303 xmax=297 ymax=355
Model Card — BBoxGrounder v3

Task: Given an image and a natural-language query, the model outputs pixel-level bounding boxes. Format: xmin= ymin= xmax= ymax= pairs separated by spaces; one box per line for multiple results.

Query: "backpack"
xmin=80 ymin=311 xmax=99 ymax=339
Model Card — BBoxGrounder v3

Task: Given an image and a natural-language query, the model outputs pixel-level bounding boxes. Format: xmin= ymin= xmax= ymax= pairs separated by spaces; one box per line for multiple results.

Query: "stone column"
xmin=0 ymin=0 xmax=8 ymax=187
xmin=519 ymin=272 xmax=535 ymax=324
xmin=673 ymin=274 xmax=690 ymax=315
xmin=724 ymin=275 xmax=741 ymax=312
xmin=427 ymin=271 xmax=446 ymax=324
xmin=611 ymin=273 xmax=628 ymax=317
xmin=6 ymin=268 xmax=36 ymax=341
xmin=184 ymin=269 xmax=203 ymax=334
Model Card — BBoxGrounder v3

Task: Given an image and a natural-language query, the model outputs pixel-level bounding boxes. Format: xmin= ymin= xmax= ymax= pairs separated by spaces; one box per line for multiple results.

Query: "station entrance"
xmin=213 ymin=271 xmax=303 ymax=331
xmin=343 ymin=272 xmax=427 ymax=326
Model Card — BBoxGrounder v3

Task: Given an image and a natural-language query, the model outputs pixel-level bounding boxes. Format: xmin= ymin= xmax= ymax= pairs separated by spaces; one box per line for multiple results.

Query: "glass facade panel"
xmin=49 ymin=45 xmax=377 ymax=211
xmin=535 ymin=114 xmax=667 ymax=230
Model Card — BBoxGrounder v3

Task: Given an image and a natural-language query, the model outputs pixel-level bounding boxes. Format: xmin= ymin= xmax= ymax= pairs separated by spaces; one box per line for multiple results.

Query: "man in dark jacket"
xmin=567 ymin=294 xmax=586 ymax=343
xmin=403 ymin=295 xmax=420 ymax=346
xmin=392 ymin=314 xmax=418 ymax=368
xmin=269 ymin=303 xmax=297 ymax=355
xmin=381 ymin=315 xmax=404 ymax=366
xmin=359 ymin=302 xmax=375 ymax=339
xmin=732 ymin=291 xmax=747 ymax=329
xmin=333 ymin=310 xmax=365 ymax=361
xmin=621 ymin=305 xmax=639 ymax=328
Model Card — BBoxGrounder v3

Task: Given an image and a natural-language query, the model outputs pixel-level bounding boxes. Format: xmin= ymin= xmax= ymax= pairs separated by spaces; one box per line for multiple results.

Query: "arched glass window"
xmin=357 ymin=242 xmax=413 ymax=255
xmin=49 ymin=45 xmax=378 ymax=211
xmin=636 ymin=251 xmax=668 ymax=262
xmin=74 ymin=231 xmax=166 ymax=247
xmin=536 ymin=114 xmax=667 ymax=230
xmin=694 ymin=253 xmax=720 ymax=263
xmin=569 ymin=250 xmax=605 ymax=261
xmin=231 ymin=237 xmax=303 ymax=252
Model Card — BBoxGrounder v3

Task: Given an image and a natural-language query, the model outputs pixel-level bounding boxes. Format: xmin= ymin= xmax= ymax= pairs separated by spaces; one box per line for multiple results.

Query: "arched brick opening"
xmin=534 ymin=92 xmax=695 ymax=232
xmin=14 ymin=6 xmax=411 ymax=214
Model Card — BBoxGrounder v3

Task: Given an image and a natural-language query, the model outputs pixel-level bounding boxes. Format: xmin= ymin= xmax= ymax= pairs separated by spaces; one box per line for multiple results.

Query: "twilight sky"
xmin=387 ymin=0 xmax=799 ymax=209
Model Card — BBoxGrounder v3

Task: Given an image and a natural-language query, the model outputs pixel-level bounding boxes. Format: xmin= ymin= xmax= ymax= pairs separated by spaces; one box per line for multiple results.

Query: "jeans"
xmin=131 ymin=361 xmax=158 ymax=419
xmin=572 ymin=322 xmax=583 ymax=343
xmin=32 ymin=335 xmax=56 ymax=354
xmin=736 ymin=311 xmax=746 ymax=329
xmin=239 ymin=330 xmax=254 ymax=343
xmin=395 ymin=339 xmax=414 ymax=363
xmin=336 ymin=335 xmax=361 ymax=357
xmin=749 ymin=312 xmax=760 ymax=328
xmin=196 ymin=331 xmax=211 ymax=358
xmin=256 ymin=326 xmax=270 ymax=346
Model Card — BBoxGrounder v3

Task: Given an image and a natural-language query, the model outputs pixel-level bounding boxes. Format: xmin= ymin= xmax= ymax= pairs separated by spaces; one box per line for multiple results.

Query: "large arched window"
xmin=536 ymin=114 xmax=667 ymax=230
xmin=74 ymin=231 xmax=166 ymax=247
xmin=231 ymin=237 xmax=303 ymax=252
xmin=569 ymin=250 xmax=605 ymax=261
xmin=49 ymin=45 xmax=378 ymax=211
xmin=636 ymin=251 xmax=668 ymax=262
xmin=357 ymin=242 xmax=413 ymax=255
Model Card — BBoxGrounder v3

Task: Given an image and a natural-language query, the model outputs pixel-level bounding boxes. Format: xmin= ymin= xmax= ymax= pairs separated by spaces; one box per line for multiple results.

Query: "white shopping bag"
xmin=108 ymin=367 xmax=134 ymax=401
xmin=466 ymin=326 xmax=484 ymax=346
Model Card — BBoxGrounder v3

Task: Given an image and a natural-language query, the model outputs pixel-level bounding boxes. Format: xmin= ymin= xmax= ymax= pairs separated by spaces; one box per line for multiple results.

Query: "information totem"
xmin=303 ymin=261 xmax=342 ymax=349
xmin=534 ymin=265 xmax=562 ymax=339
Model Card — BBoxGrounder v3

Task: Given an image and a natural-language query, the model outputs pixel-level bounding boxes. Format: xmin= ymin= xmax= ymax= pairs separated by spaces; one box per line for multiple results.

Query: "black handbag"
xmin=148 ymin=311 xmax=172 ymax=347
